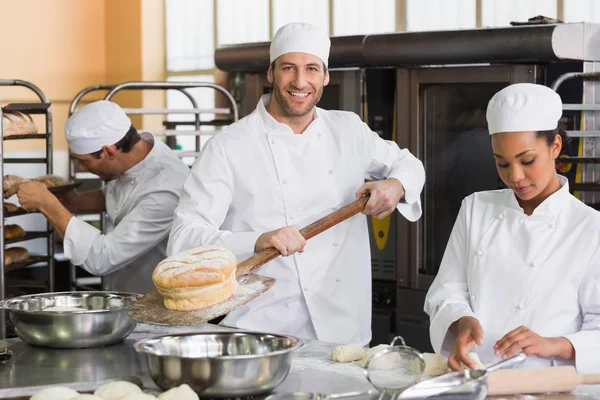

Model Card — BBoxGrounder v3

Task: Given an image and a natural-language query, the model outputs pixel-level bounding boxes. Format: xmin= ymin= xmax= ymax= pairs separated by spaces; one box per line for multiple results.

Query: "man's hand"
xmin=355 ymin=178 xmax=405 ymax=220
xmin=494 ymin=326 xmax=574 ymax=360
xmin=448 ymin=316 xmax=484 ymax=371
xmin=255 ymin=226 xmax=307 ymax=256
xmin=6 ymin=181 xmax=53 ymax=212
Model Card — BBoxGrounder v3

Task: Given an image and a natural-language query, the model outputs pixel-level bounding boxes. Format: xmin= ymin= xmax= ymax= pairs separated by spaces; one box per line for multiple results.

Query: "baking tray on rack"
xmin=2 ymin=134 xmax=50 ymax=141
xmin=48 ymin=182 xmax=82 ymax=193
xmin=5 ymin=231 xmax=52 ymax=245
xmin=4 ymin=255 xmax=50 ymax=273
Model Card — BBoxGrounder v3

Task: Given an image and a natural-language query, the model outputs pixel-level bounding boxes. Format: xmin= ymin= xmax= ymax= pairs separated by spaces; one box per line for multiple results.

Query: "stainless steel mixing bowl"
xmin=134 ymin=331 xmax=303 ymax=397
xmin=0 ymin=291 xmax=142 ymax=348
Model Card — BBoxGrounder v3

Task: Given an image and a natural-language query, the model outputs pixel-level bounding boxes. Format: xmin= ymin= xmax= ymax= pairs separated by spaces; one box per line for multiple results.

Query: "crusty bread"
xmin=36 ymin=174 xmax=66 ymax=187
xmin=3 ymin=203 xmax=19 ymax=212
xmin=5 ymin=247 xmax=29 ymax=266
xmin=153 ymin=246 xmax=238 ymax=311
xmin=2 ymin=111 xmax=37 ymax=136
xmin=3 ymin=175 xmax=29 ymax=192
xmin=4 ymin=224 xmax=25 ymax=239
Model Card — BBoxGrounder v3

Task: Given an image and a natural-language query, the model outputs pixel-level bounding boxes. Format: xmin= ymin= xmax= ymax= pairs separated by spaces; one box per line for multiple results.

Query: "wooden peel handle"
xmin=236 ymin=195 xmax=370 ymax=276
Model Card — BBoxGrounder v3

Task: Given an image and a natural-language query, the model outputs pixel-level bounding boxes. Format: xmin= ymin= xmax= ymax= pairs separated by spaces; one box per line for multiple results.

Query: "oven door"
xmin=395 ymin=65 xmax=542 ymax=294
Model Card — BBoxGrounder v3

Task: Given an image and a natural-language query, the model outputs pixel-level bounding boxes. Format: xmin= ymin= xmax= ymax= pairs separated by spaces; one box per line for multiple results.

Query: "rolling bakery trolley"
xmin=0 ymin=79 xmax=55 ymax=338
xmin=67 ymin=81 xmax=238 ymax=291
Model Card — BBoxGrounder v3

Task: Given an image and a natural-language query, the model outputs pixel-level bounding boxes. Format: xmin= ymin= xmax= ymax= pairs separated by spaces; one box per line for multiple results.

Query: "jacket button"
xmin=470 ymin=294 xmax=476 ymax=300
xmin=477 ymin=250 xmax=484 ymax=256
xmin=496 ymin=213 xmax=504 ymax=220
xmin=529 ymin=262 xmax=536 ymax=268
xmin=549 ymin=223 xmax=555 ymax=229
xmin=333 ymin=242 xmax=339 ymax=247
xmin=516 ymin=304 xmax=524 ymax=310
xmin=270 ymin=139 xmax=275 ymax=144
xmin=282 ymin=179 xmax=288 ymax=184
xmin=328 ymin=169 xmax=334 ymax=174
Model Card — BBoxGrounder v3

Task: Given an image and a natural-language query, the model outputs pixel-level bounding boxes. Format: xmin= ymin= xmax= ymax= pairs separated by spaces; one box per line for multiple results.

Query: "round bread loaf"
xmin=153 ymin=246 xmax=238 ymax=311
xmin=4 ymin=224 xmax=25 ymax=239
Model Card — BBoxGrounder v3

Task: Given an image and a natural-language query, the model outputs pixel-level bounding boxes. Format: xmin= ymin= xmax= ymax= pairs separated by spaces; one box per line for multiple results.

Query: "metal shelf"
xmin=3 ymin=158 xmax=47 ymax=164
xmin=4 ymin=208 xmax=38 ymax=218
xmin=5 ymin=255 xmax=51 ymax=273
xmin=5 ymin=231 xmax=52 ymax=245
xmin=3 ymin=103 xmax=50 ymax=114
xmin=2 ymin=133 xmax=50 ymax=141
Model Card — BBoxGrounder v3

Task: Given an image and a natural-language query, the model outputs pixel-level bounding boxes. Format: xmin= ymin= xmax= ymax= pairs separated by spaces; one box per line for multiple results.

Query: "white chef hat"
xmin=65 ymin=100 xmax=131 ymax=155
xmin=270 ymin=22 xmax=331 ymax=67
xmin=486 ymin=83 xmax=562 ymax=135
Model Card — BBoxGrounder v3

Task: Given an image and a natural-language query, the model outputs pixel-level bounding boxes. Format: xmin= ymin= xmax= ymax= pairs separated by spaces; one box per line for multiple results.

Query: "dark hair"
xmin=90 ymin=125 xmax=141 ymax=159
xmin=536 ymin=126 xmax=570 ymax=154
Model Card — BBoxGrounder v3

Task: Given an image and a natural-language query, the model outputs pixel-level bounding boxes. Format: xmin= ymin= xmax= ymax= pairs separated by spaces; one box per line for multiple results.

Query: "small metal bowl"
xmin=134 ymin=331 xmax=303 ymax=397
xmin=0 ymin=291 xmax=142 ymax=348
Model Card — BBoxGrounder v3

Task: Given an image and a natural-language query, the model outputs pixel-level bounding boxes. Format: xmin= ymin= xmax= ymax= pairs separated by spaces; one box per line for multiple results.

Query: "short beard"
xmin=272 ymin=84 xmax=323 ymax=118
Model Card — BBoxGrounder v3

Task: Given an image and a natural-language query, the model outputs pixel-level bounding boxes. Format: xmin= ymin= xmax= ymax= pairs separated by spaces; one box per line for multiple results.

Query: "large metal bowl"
xmin=134 ymin=331 xmax=303 ymax=397
xmin=0 ymin=291 xmax=142 ymax=348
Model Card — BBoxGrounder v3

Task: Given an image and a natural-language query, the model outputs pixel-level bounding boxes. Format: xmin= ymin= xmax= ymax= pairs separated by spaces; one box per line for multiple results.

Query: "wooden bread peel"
xmin=487 ymin=366 xmax=600 ymax=395
xmin=128 ymin=196 xmax=370 ymax=326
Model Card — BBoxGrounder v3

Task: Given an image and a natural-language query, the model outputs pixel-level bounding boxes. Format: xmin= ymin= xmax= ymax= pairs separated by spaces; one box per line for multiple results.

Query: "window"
xmin=481 ymin=0 xmax=558 ymax=27
xmin=333 ymin=0 xmax=395 ymax=35
xmin=166 ymin=0 xmax=214 ymax=71
xmin=564 ymin=0 xmax=600 ymax=22
xmin=272 ymin=0 xmax=329 ymax=35
xmin=407 ymin=0 xmax=476 ymax=31
xmin=217 ymin=0 xmax=269 ymax=45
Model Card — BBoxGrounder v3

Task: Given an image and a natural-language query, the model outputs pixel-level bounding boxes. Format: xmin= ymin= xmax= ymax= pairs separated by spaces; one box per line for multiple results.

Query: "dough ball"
xmin=94 ymin=381 xmax=142 ymax=400
xmin=30 ymin=386 xmax=80 ymax=400
xmin=413 ymin=353 xmax=451 ymax=376
xmin=461 ymin=352 xmax=485 ymax=370
xmin=331 ymin=344 xmax=366 ymax=363
xmin=158 ymin=384 xmax=199 ymax=400
xmin=360 ymin=344 xmax=390 ymax=367
xmin=118 ymin=394 xmax=157 ymax=400
xmin=72 ymin=396 xmax=103 ymax=400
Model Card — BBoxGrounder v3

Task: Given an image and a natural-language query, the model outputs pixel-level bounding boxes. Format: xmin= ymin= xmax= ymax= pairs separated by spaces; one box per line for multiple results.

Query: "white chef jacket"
xmin=64 ymin=135 xmax=189 ymax=294
xmin=168 ymin=94 xmax=425 ymax=345
xmin=425 ymin=175 xmax=600 ymax=373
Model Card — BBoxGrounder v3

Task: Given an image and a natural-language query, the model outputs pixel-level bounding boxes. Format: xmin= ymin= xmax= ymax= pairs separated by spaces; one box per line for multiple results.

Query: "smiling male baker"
xmin=168 ymin=22 xmax=425 ymax=345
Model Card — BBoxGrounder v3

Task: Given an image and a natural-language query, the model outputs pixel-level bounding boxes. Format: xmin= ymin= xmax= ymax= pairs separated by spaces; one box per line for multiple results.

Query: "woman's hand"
xmin=494 ymin=326 xmax=574 ymax=360
xmin=448 ymin=316 xmax=484 ymax=371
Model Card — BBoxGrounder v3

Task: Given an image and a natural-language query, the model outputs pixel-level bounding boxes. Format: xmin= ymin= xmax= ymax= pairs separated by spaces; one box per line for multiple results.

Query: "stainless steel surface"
xmin=266 ymin=390 xmax=375 ymax=400
xmin=134 ymin=331 xmax=303 ymax=397
xmin=397 ymin=353 xmax=526 ymax=399
xmin=0 ymin=324 xmax=599 ymax=399
xmin=0 ymin=291 xmax=142 ymax=348
xmin=215 ymin=23 xmax=600 ymax=72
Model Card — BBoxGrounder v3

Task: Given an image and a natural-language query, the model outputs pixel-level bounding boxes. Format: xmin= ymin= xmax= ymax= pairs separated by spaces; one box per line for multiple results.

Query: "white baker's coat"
xmin=64 ymin=136 xmax=190 ymax=294
xmin=168 ymin=94 xmax=425 ymax=345
xmin=425 ymin=176 xmax=600 ymax=373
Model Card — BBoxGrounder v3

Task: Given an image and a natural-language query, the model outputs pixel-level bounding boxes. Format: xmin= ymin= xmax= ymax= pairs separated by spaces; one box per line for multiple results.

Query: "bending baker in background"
xmin=167 ymin=22 xmax=425 ymax=345
xmin=425 ymin=83 xmax=600 ymax=374
xmin=6 ymin=101 xmax=189 ymax=293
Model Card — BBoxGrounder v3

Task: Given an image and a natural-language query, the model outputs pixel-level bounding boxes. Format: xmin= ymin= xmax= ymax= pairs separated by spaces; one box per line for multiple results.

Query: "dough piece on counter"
xmin=5 ymin=224 xmax=26 ymax=239
xmin=412 ymin=353 xmax=450 ymax=376
xmin=5 ymin=247 xmax=30 ymax=266
xmin=153 ymin=246 xmax=238 ymax=311
xmin=94 ymin=381 xmax=142 ymax=400
xmin=3 ymin=111 xmax=37 ymax=136
xmin=331 ymin=343 xmax=366 ymax=362
xmin=118 ymin=394 xmax=157 ymax=400
xmin=158 ymin=384 xmax=199 ymax=400
xmin=72 ymin=395 xmax=103 ymax=400
xmin=462 ymin=352 xmax=485 ymax=370
xmin=30 ymin=386 xmax=80 ymax=400
xmin=360 ymin=344 xmax=390 ymax=367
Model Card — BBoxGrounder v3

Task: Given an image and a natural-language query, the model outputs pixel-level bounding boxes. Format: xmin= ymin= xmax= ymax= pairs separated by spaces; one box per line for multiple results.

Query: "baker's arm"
xmin=358 ymin=115 xmax=425 ymax=222
xmin=63 ymin=190 xmax=179 ymax=276
xmin=167 ymin=139 xmax=261 ymax=261
xmin=424 ymin=199 xmax=478 ymax=354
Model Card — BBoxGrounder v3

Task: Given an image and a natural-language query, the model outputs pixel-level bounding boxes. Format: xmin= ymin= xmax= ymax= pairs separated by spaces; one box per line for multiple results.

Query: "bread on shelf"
xmin=5 ymin=247 xmax=29 ymax=266
xmin=2 ymin=111 xmax=38 ymax=136
xmin=152 ymin=246 xmax=238 ymax=311
xmin=3 ymin=203 xmax=19 ymax=213
xmin=3 ymin=175 xmax=29 ymax=192
xmin=36 ymin=174 xmax=67 ymax=188
xmin=4 ymin=224 xmax=25 ymax=240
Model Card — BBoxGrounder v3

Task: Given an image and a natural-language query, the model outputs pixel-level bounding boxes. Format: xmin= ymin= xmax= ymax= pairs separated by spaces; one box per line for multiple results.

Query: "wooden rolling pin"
xmin=236 ymin=195 xmax=370 ymax=276
xmin=488 ymin=366 xmax=600 ymax=395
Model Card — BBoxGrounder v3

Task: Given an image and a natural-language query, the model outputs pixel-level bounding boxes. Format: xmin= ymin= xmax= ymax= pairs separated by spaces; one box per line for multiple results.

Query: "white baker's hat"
xmin=270 ymin=22 xmax=331 ymax=67
xmin=65 ymin=100 xmax=131 ymax=155
xmin=486 ymin=83 xmax=562 ymax=135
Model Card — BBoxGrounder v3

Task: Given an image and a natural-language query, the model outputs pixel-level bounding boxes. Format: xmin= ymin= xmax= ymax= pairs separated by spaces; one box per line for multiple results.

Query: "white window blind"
xmin=333 ymin=0 xmax=395 ymax=35
xmin=481 ymin=0 xmax=557 ymax=27
xmin=217 ymin=0 xmax=269 ymax=45
xmin=272 ymin=0 xmax=329 ymax=35
xmin=407 ymin=0 xmax=476 ymax=31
